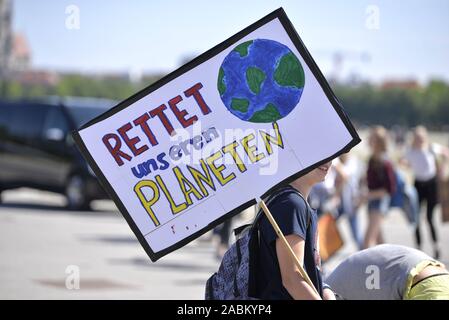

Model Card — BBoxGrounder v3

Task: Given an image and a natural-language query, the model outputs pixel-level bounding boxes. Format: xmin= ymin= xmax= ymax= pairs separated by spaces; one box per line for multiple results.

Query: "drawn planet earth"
xmin=218 ymin=38 xmax=305 ymax=123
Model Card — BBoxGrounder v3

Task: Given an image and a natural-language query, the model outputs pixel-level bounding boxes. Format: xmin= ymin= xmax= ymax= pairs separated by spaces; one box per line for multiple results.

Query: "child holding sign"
xmin=256 ymin=161 xmax=336 ymax=300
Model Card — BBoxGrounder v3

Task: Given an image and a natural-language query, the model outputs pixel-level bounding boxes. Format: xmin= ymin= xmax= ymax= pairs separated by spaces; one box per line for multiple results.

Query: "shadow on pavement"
xmin=108 ymin=257 xmax=217 ymax=273
xmin=77 ymin=234 xmax=218 ymax=258
xmin=34 ymin=278 xmax=141 ymax=290
xmin=78 ymin=235 xmax=138 ymax=244
xmin=0 ymin=202 xmax=119 ymax=217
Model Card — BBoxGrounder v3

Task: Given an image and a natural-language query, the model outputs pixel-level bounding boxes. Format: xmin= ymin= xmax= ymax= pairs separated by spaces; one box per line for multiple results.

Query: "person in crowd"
xmin=309 ymin=162 xmax=339 ymax=218
xmin=309 ymin=153 xmax=363 ymax=251
xmin=256 ymin=162 xmax=336 ymax=300
xmin=391 ymin=125 xmax=407 ymax=149
xmin=401 ymin=126 xmax=449 ymax=259
xmin=213 ymin=218 xmax=233 ymax=259
xmin=363 ymin=126 xmax=396 ymax=249
xmin=333 ymin=153 xmax=364 ymax=250
xmin=325 ymin=244 xmax=449 ymax=300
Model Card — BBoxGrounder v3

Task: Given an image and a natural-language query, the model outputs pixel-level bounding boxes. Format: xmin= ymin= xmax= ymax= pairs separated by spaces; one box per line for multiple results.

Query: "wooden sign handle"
xmin=258 ymin=198 xmax=320 ymax=297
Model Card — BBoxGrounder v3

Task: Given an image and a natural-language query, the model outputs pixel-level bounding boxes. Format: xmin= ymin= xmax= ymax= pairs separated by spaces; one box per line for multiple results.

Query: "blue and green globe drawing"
xmin=218 ymin=39 xmax=305 ymax=123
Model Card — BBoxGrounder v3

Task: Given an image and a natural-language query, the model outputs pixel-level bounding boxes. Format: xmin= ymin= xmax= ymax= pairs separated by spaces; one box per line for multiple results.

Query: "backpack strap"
xmin=233 ymin=238 xmax=243 ymax=297
xmin=248 ymin=186 xmax=298 ymax=298
xmin=252 ymin=185 xmax=313 ymax=298
xmin=233 ymin=224 xmax=251 ymax=237
xmin=256 ymin=185 xmax=312 ymax=252
xmin=252 ymin=186 xmax=298 ymax=225
xmin=254 ymin=185 xmax=312 ymax=230
xmin=233 ymin=186 xmax=301 ymax=238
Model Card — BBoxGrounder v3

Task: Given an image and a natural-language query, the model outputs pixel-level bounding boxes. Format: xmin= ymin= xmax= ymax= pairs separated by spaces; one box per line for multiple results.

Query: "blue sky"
xmin=12 ymin=0 xmax=449 ymax=83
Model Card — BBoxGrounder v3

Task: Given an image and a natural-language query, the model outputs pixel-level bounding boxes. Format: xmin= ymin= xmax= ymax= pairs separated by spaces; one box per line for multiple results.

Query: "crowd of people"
xmin=310 ymin=125 xmax=449 ymax=258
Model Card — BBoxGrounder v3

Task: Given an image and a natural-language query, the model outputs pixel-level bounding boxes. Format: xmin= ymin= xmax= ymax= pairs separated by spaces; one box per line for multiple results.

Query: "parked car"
xmin=0 ymin=96 xmax=117 ymax=210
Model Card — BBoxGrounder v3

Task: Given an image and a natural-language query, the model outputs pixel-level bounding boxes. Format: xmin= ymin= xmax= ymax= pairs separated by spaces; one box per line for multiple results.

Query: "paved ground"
xmin=0 ymin=188 xmax=448 ymax=299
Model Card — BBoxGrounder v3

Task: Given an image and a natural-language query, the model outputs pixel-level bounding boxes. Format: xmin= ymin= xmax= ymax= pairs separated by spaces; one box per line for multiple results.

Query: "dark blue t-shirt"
xmin=256 ymin=188 xmax=323 ymax=299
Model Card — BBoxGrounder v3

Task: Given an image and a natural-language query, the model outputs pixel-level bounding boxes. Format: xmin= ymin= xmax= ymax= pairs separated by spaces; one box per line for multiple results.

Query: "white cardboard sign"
xmin=73 ymin=8 xmax=360 ymax=261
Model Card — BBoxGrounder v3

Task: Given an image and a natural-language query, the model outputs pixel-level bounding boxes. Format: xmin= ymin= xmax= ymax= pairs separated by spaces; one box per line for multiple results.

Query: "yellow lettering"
xmin=155 ymin=174 xmax=188 ymax=215
xmin=260 ymin=122 xmax=284 ymax=155
xmin=173 ymin=166 xmax=204 ymax=205
xmin=206 ymin=151 xmax=236 ymax=186
xmin=187 ymin=159 xmax=216 ymax=197
xmin=222 ymin=141 xmax=247 ymax=173
xmin=241 ymin=133 xmax=265 ymax=163
xmin=134 ymin=180 xmax=160 ymax=227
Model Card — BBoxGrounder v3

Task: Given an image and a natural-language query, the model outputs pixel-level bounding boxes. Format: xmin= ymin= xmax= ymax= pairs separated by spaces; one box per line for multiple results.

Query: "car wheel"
xmin=65 ymin=174 xmax=90 ymax=210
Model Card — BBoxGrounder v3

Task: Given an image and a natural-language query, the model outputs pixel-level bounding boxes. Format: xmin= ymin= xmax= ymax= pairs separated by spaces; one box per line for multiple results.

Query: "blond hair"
xmin=369 ymin=125 xmax=388 ymax=153
xmin=412 ymin=125 xmax=429 ymax=149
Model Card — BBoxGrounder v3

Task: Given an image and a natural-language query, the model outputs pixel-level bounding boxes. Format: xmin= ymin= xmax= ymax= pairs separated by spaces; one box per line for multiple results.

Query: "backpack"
xmin=390 ymin=169 xmax=405 ymax=208
xmin=204 ymin=186 xmax=299 ymax=300
xmin=389 ymin=169 xmax=419 ymax=226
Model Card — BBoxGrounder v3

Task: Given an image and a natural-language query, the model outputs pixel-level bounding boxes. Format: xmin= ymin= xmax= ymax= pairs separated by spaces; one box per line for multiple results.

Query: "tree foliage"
xmin=1 ymin=75 xmax=448 ymax=128
xmin=333 ymin=80 xmax=449 ymax=128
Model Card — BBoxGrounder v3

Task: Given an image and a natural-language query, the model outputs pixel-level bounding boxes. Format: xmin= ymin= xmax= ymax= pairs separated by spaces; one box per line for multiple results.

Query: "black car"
xmin=0 ymin=96 xmax=116 ymax=210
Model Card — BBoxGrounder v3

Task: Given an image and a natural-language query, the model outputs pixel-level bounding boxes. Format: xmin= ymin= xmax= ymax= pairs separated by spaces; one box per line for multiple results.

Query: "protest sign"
xmin=73 ymin=8 xmax=361 ymax=261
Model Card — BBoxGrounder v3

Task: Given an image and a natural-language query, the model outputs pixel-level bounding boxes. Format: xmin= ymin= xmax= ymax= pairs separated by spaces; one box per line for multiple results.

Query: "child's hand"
xmin=323 ymin=288 xmax=336 ymax=300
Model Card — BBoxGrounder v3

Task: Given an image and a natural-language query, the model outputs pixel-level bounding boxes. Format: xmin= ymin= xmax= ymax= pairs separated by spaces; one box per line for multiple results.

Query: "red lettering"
xmin=149 ymin=104 xmax=175 ymax=136
xmin=102 ymin=133 xmax=132 ymax=166
xmin=133 ymin=113 xmax=158 ymax=146
xmin=117 ymin=122 xmax=148 ymax=156
xmin=184 ymin=82 xmax=211 ymax=115
xmin=168 ymin=95 xmax=198 ymax=129
xmin=103 ymin=83 xmax=213 ymax=166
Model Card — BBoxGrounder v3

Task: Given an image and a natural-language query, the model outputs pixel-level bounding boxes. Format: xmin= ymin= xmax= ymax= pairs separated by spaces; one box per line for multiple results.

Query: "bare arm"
xmin=276 ymin=234 xmax=321 ymax=300
xmin=367 ymin=188 xmax=388 ymax=201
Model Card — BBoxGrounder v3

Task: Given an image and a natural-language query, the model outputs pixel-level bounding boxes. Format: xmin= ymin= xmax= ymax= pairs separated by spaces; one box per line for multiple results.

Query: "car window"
xmin=9 ymin=103 xmax=49 ymax=141
xmin=0 ymin=102 xmax=13 ymax=136
xmin=66 ymin=106 xmax=109 ymax=128
xmin=42 ymin=108 xmax=70 ymax=137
